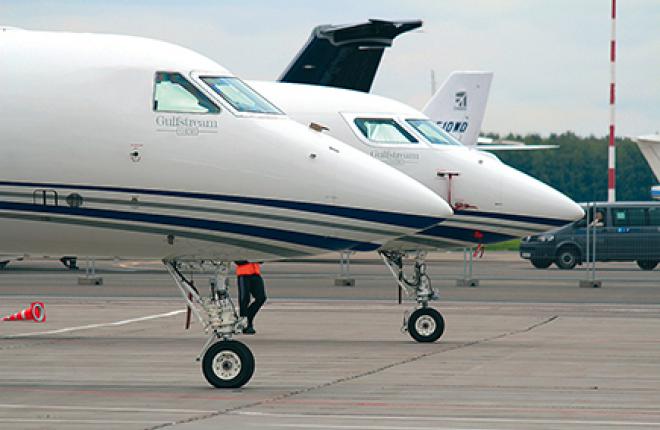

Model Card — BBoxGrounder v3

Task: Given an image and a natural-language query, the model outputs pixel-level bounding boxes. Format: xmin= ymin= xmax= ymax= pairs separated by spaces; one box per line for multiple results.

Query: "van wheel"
xmin=636 ymin=260 xmax=658 ymax=271
xmin=531 ymin=259 xmax=552 ymax=269
xmin=555 ymin=246 xmax=578 ymax=270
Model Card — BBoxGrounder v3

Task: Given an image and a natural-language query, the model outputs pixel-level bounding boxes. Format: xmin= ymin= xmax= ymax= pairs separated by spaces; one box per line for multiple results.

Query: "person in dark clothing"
xmin=234 ymin=261 xmax=266 ymax=334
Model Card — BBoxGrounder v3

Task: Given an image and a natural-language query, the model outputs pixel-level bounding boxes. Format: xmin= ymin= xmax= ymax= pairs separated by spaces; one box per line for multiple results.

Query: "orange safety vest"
xmin=236 ymin=262 xmax=261 ymax=276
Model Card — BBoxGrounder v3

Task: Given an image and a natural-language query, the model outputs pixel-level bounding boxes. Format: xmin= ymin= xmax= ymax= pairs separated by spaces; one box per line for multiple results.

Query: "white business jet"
xmin=252 ymin=81 xmax=584 ymax=344
xmin=251 ymin=22 xmax=583 ymax=344
xmin=252 ymin=82 xmax=584 ymax=251
xmin=260 ymin=20 xmax=584 ymax=342
xmin=0 ymin=27 xmax=454 ymax=388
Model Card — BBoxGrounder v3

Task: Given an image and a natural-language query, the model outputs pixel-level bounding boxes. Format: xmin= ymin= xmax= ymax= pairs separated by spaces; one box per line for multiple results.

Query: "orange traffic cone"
xmin=2 ymin=302 xmax=46 ymax=323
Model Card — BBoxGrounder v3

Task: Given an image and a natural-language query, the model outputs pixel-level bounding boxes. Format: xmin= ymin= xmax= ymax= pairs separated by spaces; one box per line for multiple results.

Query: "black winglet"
xmin=278 ymin=19 xmax=423 ymax=93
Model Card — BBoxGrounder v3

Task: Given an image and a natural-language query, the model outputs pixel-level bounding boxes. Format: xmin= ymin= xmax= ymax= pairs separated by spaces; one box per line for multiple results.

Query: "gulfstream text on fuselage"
xmin=155 ymin=115 xmax=218 ymax=129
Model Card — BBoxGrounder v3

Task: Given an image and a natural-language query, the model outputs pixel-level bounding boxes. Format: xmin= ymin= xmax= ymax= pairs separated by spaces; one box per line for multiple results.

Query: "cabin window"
xmin=200 ymin=77 xmax=282 ymax=114
xmin=354 ymin=118 xmax=418 ymax=144
xmin=406 ymin=119 xmax=462 ymax=145
xmin=153 ymin=72 xmax=219 ymax=113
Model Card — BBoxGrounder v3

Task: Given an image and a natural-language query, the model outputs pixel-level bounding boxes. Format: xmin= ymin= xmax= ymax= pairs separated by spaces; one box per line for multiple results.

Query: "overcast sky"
xmin=3 ymin=0 xmax=659 ymax=137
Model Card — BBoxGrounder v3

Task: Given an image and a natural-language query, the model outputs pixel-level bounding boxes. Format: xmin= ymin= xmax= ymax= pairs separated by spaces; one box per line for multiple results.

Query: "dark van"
xmin=520 ymin=202 xmax=660 ymax=270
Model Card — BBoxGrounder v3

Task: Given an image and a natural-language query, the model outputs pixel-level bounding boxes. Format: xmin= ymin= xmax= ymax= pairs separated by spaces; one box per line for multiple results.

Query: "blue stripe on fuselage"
xmin=453 ymin=209 xmax=571 ymax=227
xmin=0 ymin=201 xmax=381 ymax=252
xmin=418 ymin=211 xmax=572 ymax=244
xmin=0 ymin=181 xmax=441 ymax=229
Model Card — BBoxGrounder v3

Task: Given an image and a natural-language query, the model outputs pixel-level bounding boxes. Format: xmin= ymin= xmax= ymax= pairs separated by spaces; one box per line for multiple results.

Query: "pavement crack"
xmin=145 ymin=314 xmax=559 ymax=429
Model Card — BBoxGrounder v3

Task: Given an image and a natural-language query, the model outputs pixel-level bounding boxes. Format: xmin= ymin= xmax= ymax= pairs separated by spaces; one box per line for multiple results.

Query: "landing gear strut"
xmin=379 ymin=251 xmax=445 ymax=343
xmin=164 ymin=260 xmax=254 ymax=388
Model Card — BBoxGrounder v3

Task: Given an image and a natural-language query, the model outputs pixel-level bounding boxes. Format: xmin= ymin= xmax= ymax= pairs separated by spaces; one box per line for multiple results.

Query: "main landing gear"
xmin=380 ymin=251 xmax=445 ymax=343
xmin=164 ymin=260 xmax=254 ymax=388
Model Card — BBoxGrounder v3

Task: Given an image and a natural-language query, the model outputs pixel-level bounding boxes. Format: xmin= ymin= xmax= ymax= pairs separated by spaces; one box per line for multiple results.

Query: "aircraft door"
xmin=32 ymin=189 xmax=59 ymax=206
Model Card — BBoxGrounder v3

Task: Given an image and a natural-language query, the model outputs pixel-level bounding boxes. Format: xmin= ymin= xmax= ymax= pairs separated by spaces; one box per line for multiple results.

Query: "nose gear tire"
xmin=408 ymin=307 xmax=445 ymax=343
xmin=202 ymin=340 xmax=255 ymax=388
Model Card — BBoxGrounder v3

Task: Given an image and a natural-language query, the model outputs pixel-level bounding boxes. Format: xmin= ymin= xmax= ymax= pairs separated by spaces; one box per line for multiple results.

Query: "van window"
xmin=649 ymin=207 xmax=660 ymax=226
xmin=354 ymin=118 xmax=418 ymax=144
xmin=576 ymin=208 xmax=605 ymax=227
xmin=612 ymin=207 xmax=647 ymax=227
xmin=154 ymin=72 xmax=219 ymax=114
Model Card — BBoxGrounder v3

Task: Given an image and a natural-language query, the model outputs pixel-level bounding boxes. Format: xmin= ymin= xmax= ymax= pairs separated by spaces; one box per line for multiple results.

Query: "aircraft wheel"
xmin=408 ymin=307 xmax=444 ymax=343
xmin=202 ymin=340 xmax=254 ymax=388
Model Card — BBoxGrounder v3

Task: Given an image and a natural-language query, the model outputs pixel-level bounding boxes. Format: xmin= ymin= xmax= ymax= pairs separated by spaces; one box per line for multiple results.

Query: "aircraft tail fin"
xmin=635 ymin=134 xmax=660 ymax=182
xmin=423 ymin=71 xmax=493 ymax=146
xmin=635 ymin=135 xmax=660 ymax=199
xmin=278 ymin=19 xmax=422 ymax=93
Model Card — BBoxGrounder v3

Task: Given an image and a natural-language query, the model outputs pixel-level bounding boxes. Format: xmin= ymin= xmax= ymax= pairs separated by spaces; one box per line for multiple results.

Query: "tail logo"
xmin=454 ymin=91 xmax=467 ymax=111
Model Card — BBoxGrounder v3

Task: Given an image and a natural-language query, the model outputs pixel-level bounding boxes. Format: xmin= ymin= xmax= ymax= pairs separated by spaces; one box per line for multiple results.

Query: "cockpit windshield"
xmin=354 ymin=118 xmax=418 ymax=144
xmin=201 ymin=77 xmax=282 ymax=114
xmin=406 ymin=119 xmax=462 ymax=146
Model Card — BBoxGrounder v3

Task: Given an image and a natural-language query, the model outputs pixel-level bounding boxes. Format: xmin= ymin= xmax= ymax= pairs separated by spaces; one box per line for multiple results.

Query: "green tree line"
xmin=489 ymin=132 xmax=657 ymax=202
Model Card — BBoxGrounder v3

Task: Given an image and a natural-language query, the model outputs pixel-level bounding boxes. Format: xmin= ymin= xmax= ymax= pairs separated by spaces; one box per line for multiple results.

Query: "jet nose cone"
xmin=300 ymin=129 xmax=453 ymax=225
xmin=528 ymin=178 xmax=584 ymax=223
xmin=338 ymin=152 xmax=454 ymax=224
xmin=390 ymin=174 xmax=454 ymax=220
xmin=258 ymin=119 xmax=453 ymax=250
xmin=501 ymin=165 xmax=583 ymax=223
xmin=555 ymin=194 xmax=585 ymax=221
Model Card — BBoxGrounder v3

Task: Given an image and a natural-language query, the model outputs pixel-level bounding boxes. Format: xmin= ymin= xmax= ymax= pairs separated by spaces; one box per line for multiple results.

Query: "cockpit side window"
xmin=353 ymin=118 xmax=418 ymax=144
xmin=200 ymin=77 xmax=282 ymax=114
xmin=153 ymin=72 xmax=219 ymax=114
xmin=406 ymin=119 xmax=462 ymax=145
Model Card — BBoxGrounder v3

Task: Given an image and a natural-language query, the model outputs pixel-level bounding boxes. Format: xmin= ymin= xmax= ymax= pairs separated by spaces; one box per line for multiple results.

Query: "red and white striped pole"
xmin=608 ymin=0 xmax=617 ymax=202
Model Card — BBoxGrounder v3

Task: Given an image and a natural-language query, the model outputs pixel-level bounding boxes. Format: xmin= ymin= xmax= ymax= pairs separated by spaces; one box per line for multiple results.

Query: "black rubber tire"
xmin=530 ymin=259 xmax=552 ymax=269
xmin=555 ymin=247 xmax=578 ymax=270
xmin=636 ymin=260 xmax=658 ymax=271
xmin=202 ymin=340 xmax=255 ymax=388
xmin=408 ymin=307 xmax=445 ymax=343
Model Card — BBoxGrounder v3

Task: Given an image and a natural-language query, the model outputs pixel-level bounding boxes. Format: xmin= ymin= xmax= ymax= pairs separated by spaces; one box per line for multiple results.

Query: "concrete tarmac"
xmin=0 ymin=254 xmax=659 ymax=429
xmin=0 ymin=252 xmax=659 ymax=303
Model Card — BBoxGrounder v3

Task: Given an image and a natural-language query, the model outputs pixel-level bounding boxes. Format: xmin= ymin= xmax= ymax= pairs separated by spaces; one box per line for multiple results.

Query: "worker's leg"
xmin=246 ymin=275 xmax=267 ymax=327
xmin=237 ymin=275 xmax=250 ymax=318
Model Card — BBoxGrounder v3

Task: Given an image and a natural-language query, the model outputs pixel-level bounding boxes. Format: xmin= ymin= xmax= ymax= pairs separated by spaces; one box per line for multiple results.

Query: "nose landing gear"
xmin=380 ymin=251 xmax=445 ymax=343
xmin=164 ymin=260 xmax=253 ymax=388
